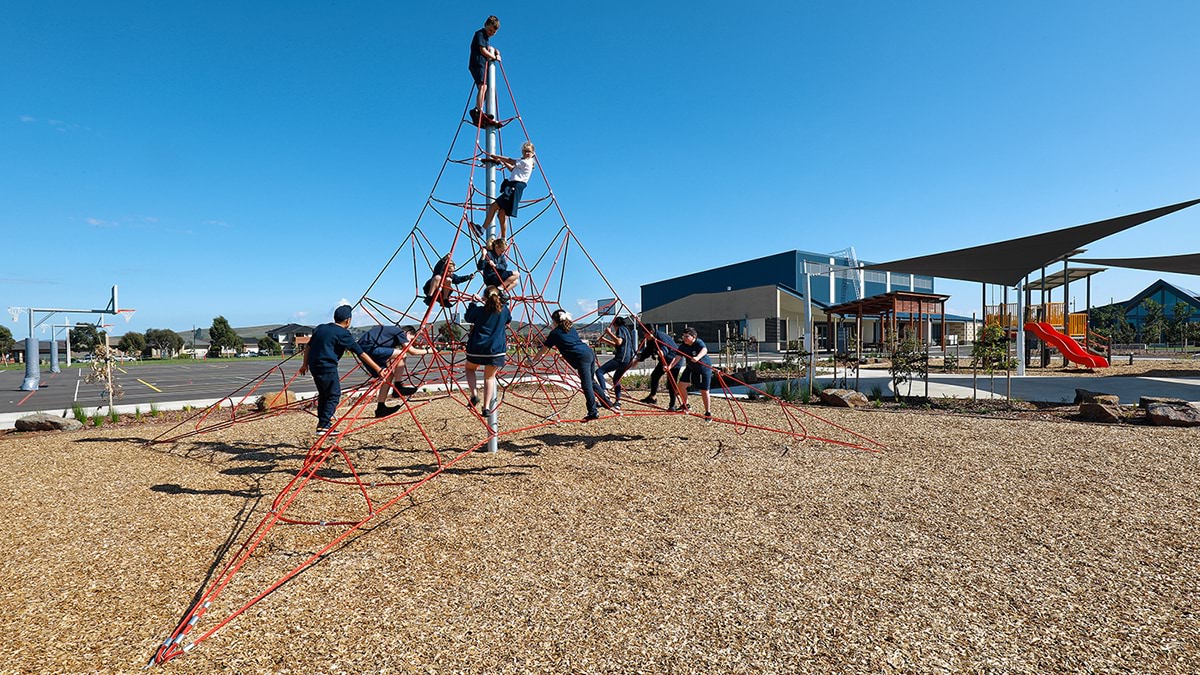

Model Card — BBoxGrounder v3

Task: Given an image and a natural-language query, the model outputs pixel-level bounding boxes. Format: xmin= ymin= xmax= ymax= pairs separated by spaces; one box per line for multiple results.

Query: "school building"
xmin=639 ymin=250 xmax=954 ymax=350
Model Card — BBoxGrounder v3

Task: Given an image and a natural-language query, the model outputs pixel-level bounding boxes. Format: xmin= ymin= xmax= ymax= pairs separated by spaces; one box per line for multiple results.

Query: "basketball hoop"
xmin=118 ymin=309 xmax=137 ymax=324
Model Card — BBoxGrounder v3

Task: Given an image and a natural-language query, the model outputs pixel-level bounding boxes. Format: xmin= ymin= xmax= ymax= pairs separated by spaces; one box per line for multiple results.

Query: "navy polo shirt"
xmin=543 ymin=326 xmax=593 ymax=368
xmin=307 ymin=323 xmax=363 ymax=373
xmin=677 ymin=337 xmax=712 ymax=369
xmin=614 ymin=325 xmax=636 ymax=364
xmin=465 ymin=303 xmax=511 ymax=356
xmin=637 ymin=329 xmax=679 ymax=362
xmin=357 ymin=326 xmax=409 ymax=351
xmin=469 ymin=29 xmax=490 ymax=75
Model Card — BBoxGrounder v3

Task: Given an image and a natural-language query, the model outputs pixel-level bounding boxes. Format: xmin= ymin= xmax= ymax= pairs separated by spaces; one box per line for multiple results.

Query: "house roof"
xmin=1122 ymin=278 xmax=1200 ymax=311
xmin=268 ymin=323 xmax=313 ymax=335
xmin=862 ymin=198 xmax=1200 ymax=287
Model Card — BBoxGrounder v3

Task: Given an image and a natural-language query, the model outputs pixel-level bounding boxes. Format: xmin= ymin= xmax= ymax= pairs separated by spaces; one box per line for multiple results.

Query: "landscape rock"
xmin=1074 ymin=388 xmax=1119 ymax=406
xmin=256 ymin=391 xmax=298 ymax=411
xmin=818 ymin=388 xmax=870 ymax=408
xmin=1146 ymin=402 xmax=1200 ymax=427
xmin=15 ymin=413 xmax=83 ymax=432
xmin=1078 ymin=402 xmax=1123 ymax=424
xmin=1138 ymin=395 xmax=1188 ymax=409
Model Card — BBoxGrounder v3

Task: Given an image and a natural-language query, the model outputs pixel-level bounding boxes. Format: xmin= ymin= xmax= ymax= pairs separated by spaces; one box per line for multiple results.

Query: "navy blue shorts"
xmin=495 ymin=180 xmax=526 ymax=217
xmin=368 ymin=347 xmax=397 ymax=365
xmin=467 ymin=354 xmax=506 ymax=367
xmin=685 ymin=366 xmax=712 ymax=391
xmin=470 ymin=66 xmax=486 ymax=86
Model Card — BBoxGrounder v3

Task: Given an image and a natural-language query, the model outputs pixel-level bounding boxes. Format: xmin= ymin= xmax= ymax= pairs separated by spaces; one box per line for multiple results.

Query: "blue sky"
xmin=3 ymin=1 xmax=1199 ymax=336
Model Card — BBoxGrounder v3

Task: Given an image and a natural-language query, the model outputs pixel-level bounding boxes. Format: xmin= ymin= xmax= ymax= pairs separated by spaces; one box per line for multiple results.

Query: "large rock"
xmin=1079 ymin=402 xmax=1123 ymax=424
xmin=1146 ymin=402 xmax=1200 ymax=427
xmin=1139 ymin=396 xmax=1189 ymax=410
xmin=256 ymin=390 xmax=297 ymax=411
xmin=1074 ymin=388 xmax=1119 ymax=405
xmin=818 ymin=388 xmax=870 ymax=408
xmin=15 ymin=413 xmax=83 ymax=432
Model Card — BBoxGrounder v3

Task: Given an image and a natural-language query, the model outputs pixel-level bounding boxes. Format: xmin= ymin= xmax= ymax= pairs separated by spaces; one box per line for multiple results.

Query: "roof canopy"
xmin=862 ymin=198 xmax=1200 ymax=287
xmin=1027 ymin=266 xmax=1107 ymax=292
xmin=825 ymin=290 xmax=949 ymax=318
xmin=1073 ymin=253 xmax=1200 ymax=277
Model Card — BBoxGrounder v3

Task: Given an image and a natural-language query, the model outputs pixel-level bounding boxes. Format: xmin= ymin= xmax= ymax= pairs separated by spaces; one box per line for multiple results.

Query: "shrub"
xmin=72 ymin=404 xmax=87 ymax=424
xmin=91 ymin=415 xmax=104 ymax=427
xmin=869 ymin=384 xmax=884 ymax=401
xmin=109 ymin=407 xmax=120 ymax=423
xmin=149 ymin=401 xmax=160 ymax=417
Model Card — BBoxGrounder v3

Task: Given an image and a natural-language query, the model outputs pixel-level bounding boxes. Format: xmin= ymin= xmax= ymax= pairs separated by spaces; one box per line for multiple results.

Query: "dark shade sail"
xmin=1073 ymin=253 xmax=1200 ymax=277
xmin=863 ymin=198 xmax=1200 ymax=287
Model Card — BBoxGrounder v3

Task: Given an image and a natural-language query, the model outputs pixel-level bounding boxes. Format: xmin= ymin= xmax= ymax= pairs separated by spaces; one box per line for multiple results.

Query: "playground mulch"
xmin=1 ymin=397 xmax=1197 ymax=673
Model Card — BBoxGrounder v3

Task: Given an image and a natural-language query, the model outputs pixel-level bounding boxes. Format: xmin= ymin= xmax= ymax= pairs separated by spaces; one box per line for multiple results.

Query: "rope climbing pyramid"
xmin=146 ymin=59 xmax=885 ymax=666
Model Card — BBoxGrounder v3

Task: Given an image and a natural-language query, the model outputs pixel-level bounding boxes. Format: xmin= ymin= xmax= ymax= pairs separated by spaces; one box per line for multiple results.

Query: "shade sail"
xmin=1073 ymin=253 xmax=1200 ymax=277
xmin=863 ymin=198 xmax=1200 ymax=287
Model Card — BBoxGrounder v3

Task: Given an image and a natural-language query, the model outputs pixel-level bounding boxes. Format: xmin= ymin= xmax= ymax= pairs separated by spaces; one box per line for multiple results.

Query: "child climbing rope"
xmin=533 ymin=309 xmax=614 ymax=421
xmin=477 ymin=237 xmax=520 ymax=299
xmin=423 ymin=254 xmax=475 ymax=307
xmin=474 ymin=141 xmax=536 ymax=241
xmin=468 ymin=15 xmax=501 ymax=125
xmin=464 ymin=285 xmax=511 ymax=416
xmin=298 ymin=304 xmax=383 ymax=434
xmin=356 ymin=324 xmax=430 ymax=417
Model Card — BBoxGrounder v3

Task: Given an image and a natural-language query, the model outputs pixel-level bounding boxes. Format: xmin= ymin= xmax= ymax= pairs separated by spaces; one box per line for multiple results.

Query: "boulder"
xmin=1138 ymin=395 xmax=1189 ymax=410
xmin=1078 ymin=402 xmax=1123 ymax=424
xmin=818 ymin=388 xmax=870 ymax=408
xmin=1074 ymin=388 xmax=1119 ymax=406
xmin=15 ymin=413 xmax=84 ymax=432
xmin=256 ymin=390 xmax=298 ymax=411
xmin=1146 ymin=402 xmax=1200 ymax=427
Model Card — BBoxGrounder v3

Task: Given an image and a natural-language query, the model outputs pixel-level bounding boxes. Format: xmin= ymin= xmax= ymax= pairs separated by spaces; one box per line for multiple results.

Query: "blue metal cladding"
xmin=641 ymin=250 xmax=935 ymax=312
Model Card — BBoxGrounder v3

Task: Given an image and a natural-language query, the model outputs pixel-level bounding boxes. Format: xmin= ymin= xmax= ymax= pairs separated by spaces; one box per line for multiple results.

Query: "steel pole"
xmin=485 ymin=60 xmax=500 ymax=453
xmin=1016 ymin=279 xmax=1026 ymax=376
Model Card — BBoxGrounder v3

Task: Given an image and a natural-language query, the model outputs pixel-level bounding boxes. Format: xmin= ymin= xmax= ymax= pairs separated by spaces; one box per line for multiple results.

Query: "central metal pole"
xmin=1016 ymin=279 xmax=1026 ymax=376
xmin=485 ymin=60 xmax=500 ymax=453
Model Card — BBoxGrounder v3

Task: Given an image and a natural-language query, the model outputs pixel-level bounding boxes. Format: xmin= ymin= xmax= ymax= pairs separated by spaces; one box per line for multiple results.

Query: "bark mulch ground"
xmin=1 ymin=394 xmax=1197 ymax=673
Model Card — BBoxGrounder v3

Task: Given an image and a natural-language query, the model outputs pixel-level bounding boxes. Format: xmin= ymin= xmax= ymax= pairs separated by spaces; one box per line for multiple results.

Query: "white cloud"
xmin=576 ymin=298 xmax=597 ymax=314
xmin=86 ymin=217 xmax=112 ymax=227
xmin=18 ymin=115 xmax=36 ymax=123
xmin=204 ymin=219 xmax=229 ymax=227
xmin=293 ymin=310 xmax=309 ymax=319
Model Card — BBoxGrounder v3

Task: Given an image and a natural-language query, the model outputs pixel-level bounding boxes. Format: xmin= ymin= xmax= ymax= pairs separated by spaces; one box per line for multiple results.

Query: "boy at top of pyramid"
xmin=469 ymin=16 xmax=501 ymax=123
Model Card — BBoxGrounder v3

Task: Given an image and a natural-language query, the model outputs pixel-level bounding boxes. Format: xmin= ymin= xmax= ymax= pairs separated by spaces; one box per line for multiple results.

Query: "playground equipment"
xmin=1025 ymin=321 xmax=1109 ymax=368
xmin=145 ymin=61 xmax=885 ymax=666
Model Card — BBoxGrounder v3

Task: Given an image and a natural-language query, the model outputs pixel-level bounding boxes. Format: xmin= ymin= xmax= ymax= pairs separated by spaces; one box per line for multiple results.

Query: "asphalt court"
xmin=0 ymin=358 xmax=371 ymax=415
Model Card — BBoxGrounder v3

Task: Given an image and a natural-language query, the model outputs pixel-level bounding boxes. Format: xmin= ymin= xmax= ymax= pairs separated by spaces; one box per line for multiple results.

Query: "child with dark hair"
xmin=299 ymin=305 xmax=384 ymax=434
xmin=534 ymin=309 xmax=613 ymax=421
xmin=357 ymin=324 xmax=431 ymax=417
xmin=468 ymin=16 xmax=501 ymax=124
xmin=668 ymin=327 xmax=713 ymax=419
xmin=477 ymin=238 xmax=519 ymax=298
xmin=464 ymin=285 xmax=511 ymax=416
xmin=627 ymin=324 xmax=684 ymax=411
xmin=596 ymin=316 xmax=636 ymax=410
xmin=423 ymin=255 xmax=475 ymax=307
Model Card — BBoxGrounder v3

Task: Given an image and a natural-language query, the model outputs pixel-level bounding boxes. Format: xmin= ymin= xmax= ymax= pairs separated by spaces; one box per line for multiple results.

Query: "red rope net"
xmin=146 ymin=63 xmax=884 ymax=666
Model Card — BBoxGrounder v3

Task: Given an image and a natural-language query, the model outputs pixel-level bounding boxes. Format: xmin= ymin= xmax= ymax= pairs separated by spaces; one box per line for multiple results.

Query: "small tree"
xmin=438 ymin=322 xmax=465 ymax=344
xmin=208 ymin=316 xmax=242 ymax=357
xmin=1170 ymin=302 xmax=1194 ymax=349
xmin=0 ymin=325 xmax=14 ymax=362
xmin=1088 ymin=304 xmax=1134 ymax=345
xmin=145 ymin=328 xmax=185 ymax=358
xmin=86 ymin=343 xmax=123 ymax=412
xmin=971 ymin=322 xmax=1010 ymax=395
xmin=888 ymin=333 xmax=927 ymax=399
xmin=70 ymin=324 xmax=105 ymax=352
xmin=1140 ymin=299 xmax=1165 ymax=343
xmin=117 ymin=331 xmax=146 ymax=356
xmin=257 ymin=336 xmax=281 ymax=356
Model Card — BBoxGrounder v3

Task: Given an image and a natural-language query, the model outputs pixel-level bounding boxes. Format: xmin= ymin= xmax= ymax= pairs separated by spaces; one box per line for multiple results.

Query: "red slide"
xmin=1025 ymin=322 xmax=1109 ymax=368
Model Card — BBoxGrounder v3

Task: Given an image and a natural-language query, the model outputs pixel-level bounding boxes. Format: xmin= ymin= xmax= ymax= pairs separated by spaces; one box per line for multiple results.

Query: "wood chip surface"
xmin=1 ymin=393 xmax=1197 ymax=673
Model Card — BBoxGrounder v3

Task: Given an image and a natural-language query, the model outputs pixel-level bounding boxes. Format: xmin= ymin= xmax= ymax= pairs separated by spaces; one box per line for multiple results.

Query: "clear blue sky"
xmin=3 ymin=1 xmax=1199 ymax=336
